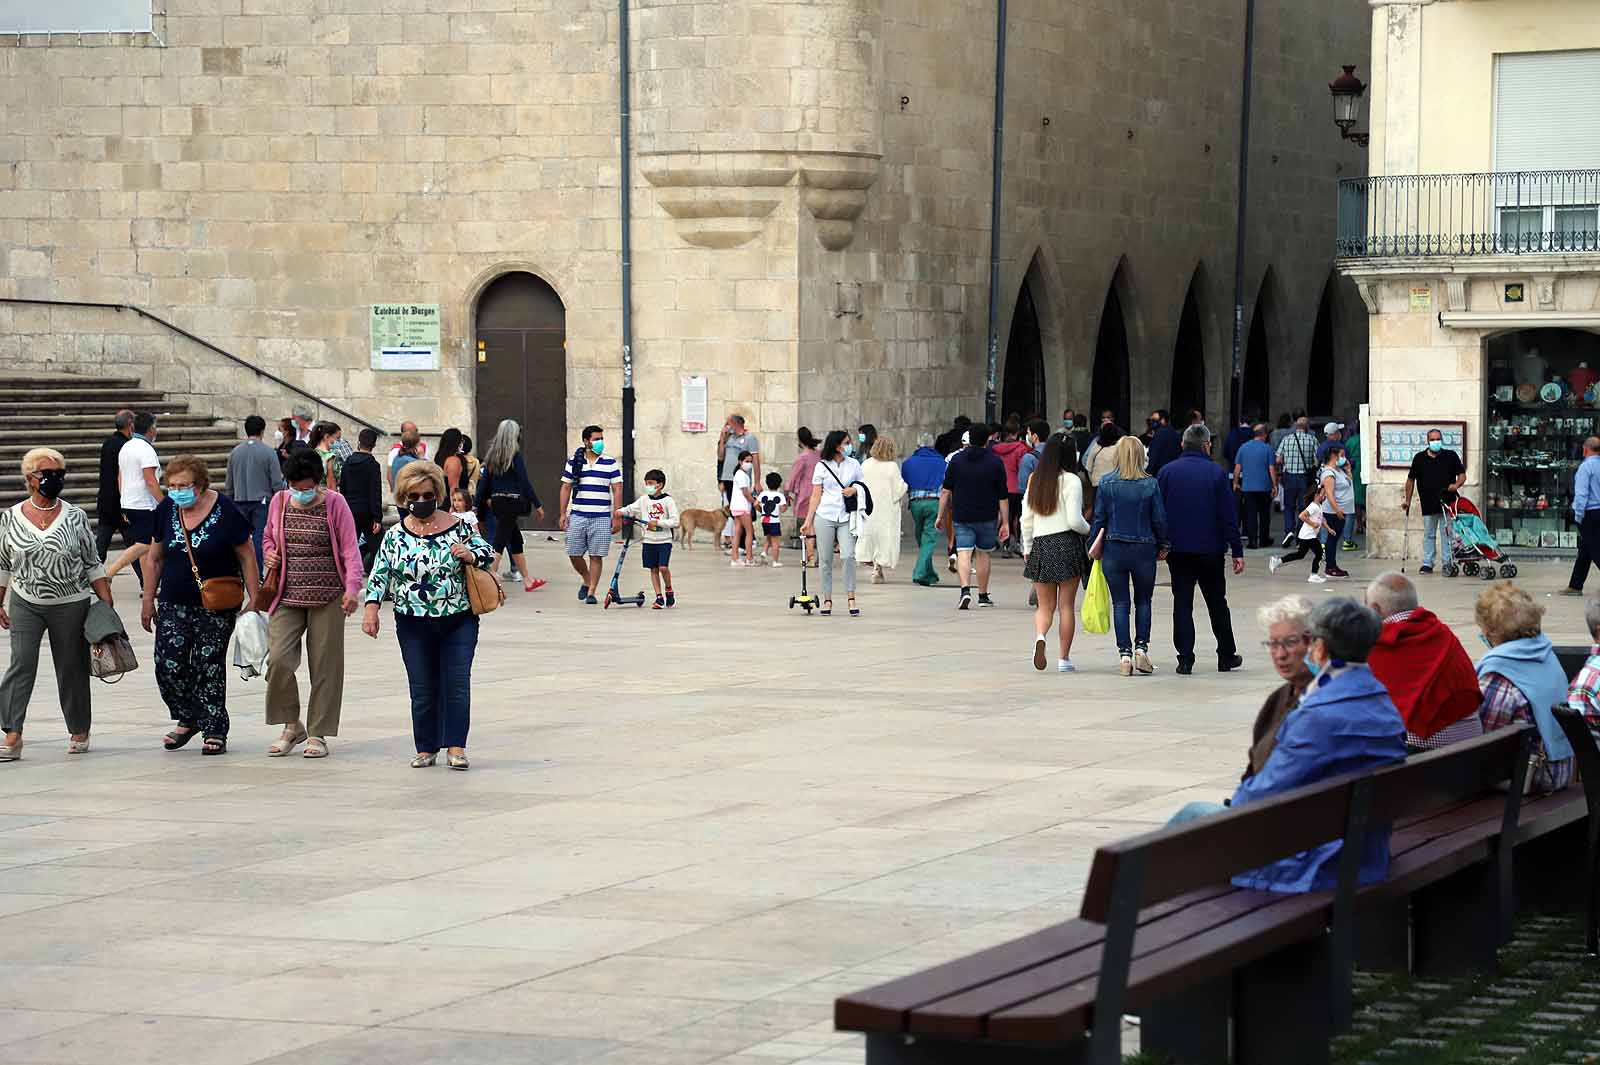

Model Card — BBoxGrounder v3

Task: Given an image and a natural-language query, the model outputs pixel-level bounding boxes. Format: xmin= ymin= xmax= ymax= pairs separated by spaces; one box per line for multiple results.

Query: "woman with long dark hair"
xmin=1021 ymin=434 xmax=1091 ymax=672
xmin=801 ymin=430 xmax=863 ymax=616
xmin=435 ymin=428 xmax=466 ymax=496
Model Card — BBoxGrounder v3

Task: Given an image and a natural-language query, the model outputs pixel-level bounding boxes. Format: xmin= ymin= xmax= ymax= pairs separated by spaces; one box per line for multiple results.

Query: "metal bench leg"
xmin=865 ymin=1034 xmax=1083 ymax=1064
xmin=1514 ymin=821 xmax=1587 ymax=916
xmin=1234 ymin=934 xmax=1333 ymax=1065
xmin=1139 ymin=974 xmax=1230 ymax=1065
xmin=1413 ymin=862 xmax=1500 ymax=977
xmin=1353 ymin=897 xmax=1409 ymax=973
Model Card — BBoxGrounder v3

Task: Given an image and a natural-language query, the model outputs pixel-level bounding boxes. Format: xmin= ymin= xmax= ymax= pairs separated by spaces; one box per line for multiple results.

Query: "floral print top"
xmin=363 ymin=518 xmax=494 ymax=618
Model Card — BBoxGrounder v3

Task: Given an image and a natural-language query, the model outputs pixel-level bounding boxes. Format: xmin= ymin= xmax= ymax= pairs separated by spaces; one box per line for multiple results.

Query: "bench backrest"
xmin=1554 ymin=706 xmax=1600 ymax=818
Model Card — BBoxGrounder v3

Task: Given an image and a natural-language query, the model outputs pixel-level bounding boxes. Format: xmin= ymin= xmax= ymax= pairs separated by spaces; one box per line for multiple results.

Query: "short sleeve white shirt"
xmin=730 ymin=468 xmax=754 ymax=513
xmin=118 ymin=436 xmax=161 ymax=510
xmin=810 ymin=457 xmax=864 ymax=523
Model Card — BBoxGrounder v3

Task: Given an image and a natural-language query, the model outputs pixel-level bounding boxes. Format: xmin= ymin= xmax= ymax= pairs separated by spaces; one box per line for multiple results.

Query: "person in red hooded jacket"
xmin=1365 ymin=571 xmax=1483 ymax=749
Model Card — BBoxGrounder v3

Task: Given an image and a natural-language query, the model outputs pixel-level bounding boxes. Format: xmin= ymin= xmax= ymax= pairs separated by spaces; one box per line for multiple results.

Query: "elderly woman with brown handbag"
xmin=362 ymin=460 xmax=494 ymax=770
xmin=0 ymin=448 xmax=113 ymax=760
xmin=259 ymin=448 xmax=364 ymax=760
xmin=139 ymin=455 xmax=260 ymax=756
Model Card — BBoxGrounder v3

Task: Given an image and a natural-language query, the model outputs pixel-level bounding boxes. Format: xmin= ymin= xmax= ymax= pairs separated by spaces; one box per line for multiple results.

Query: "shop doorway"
xmin=1169 ymin=271 xmax=1206 ymax=423
xmin=1484 ymin=327 xmax=1600 ymax=553
xmin=1306 ymin=276 xmax=1336 ymax=418
xmin=1091 ymin=270 xmax=1131 ymax=430
xmin=475 ymin=271 xmax=566 ymax=529
xmin=1002 ymin=277 xmax=1046 ymax=421
xmin=1242 ymin=274 xmax=1274 ymax=423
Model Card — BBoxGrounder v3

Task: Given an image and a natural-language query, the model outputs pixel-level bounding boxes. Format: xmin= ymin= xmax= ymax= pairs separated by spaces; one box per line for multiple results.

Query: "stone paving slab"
xmin=0 ymin=542 xmax=1588 ymax=1064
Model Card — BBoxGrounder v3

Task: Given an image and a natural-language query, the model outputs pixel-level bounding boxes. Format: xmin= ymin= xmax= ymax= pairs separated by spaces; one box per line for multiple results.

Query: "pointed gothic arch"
xmin=1169 ymin=267 xmax=1207 ymax=423
xmin=1091 ymin=261 xmax=1132 ymax=429
xmin=1306 ymin=273 xmax=1337 ymax=417
xmin=1242 ymin=269 xmax=1278 ymax=423
xmin=1001 ymin=257 xmax=1048 ymax=420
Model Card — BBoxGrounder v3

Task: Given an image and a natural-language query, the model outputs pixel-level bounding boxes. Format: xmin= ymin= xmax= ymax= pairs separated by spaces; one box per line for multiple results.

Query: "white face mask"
xmin=273 ymin=431 xmax=284 ymax=446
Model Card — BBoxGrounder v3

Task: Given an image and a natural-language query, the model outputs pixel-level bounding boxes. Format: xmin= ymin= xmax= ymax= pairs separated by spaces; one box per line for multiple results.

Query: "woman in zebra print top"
xmin=0 ymin=447 xmax=113 ymax=761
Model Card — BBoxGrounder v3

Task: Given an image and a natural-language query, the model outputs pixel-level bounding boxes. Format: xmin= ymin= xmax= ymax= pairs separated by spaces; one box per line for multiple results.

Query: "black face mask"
xmin=36 ymin=470 xmax=65 ymax=500
xmin=407 ymin=499 xmax=437 ymax=519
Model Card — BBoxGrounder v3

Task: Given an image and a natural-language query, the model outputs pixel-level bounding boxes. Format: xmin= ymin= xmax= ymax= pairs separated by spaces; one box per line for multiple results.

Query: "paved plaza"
xmin=0 ymin=539 xmax=1590 ymax=1065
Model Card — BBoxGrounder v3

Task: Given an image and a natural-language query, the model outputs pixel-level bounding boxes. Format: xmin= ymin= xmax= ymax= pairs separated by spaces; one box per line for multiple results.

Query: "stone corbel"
xmin=798 ymin=155 xmax=881 ymax=251
xmin=640 ymin=153 xmax=797 ymax=250
xmin=1536 ymin=277 xmax=1557 ymax=309
xmin=1443 ymin=277 xmax=1468 ymax=313
xmin=1356 ymin=281 xmax=1379 ymax=315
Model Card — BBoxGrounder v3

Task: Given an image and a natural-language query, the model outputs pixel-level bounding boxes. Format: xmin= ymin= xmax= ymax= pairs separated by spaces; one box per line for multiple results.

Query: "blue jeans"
xmin=236 ymin=500 xmax=268 ymax=571
xmin=1421 ymin=512 xmax=1449 ymax=568
xmin=1101 ymin=540 xmax=1157 ymax=654
xmin=1280 ymin=472 xmax=1307 ymax=539
xmin=394 ymin=611 xmax=479 ymax=752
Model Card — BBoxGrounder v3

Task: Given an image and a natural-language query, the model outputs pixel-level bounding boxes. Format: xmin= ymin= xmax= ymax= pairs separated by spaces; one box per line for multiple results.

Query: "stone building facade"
xmin=0 ymin=0 xmax=1370 ymax=508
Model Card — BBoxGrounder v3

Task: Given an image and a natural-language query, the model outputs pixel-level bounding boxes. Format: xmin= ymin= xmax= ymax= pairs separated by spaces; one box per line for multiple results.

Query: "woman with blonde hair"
xmin=1087 ymin=435 xmax=1170 ymax=676
xmin=0 ymin=448 xmax=113 ymax=760
xmin=857 ymin=434 xmax=908 ymax=583
xmin=140 ymin=454 xmax=260 ymax=756
xmin=1474 ymin=581 xmax=1573 ymax=793
xmin=363 ymin=460 xmax=494 ymax=770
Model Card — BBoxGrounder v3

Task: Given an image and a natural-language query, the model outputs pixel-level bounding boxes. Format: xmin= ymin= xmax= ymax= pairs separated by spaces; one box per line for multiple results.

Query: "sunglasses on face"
xmin=407 ymin=492 xmax=437 ymax=503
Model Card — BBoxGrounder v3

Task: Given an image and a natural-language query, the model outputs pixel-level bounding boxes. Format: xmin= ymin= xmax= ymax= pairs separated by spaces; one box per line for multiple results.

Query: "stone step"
xmin=0 ymin=438 xmax=240 ymax=461
xmin=0 ymin=387 xmax=169 ymax=405
xmin=0 ymin=399 xmax=192 ymax=416
xmin=0 ymin=375 xmax=145 ymax=391
xmin=0 ymin=414 xmax=230 ymax=438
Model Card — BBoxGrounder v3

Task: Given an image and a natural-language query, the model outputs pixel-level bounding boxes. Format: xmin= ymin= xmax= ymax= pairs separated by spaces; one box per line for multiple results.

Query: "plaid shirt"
xmin=1566 ymin=644 xmax=1600 ymax=744
xmin=1385 ymin=611 xmax=1487 ymax=750
xmin=1481 ymin=671 xmax=1574 ymax=793
xmin=1275 ymin=430 xmax=1320 ymax=475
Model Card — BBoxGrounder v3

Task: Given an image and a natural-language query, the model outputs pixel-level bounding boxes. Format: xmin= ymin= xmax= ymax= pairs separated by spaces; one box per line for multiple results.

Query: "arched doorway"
xmin=1306 ymin=276 xmax=1336 ymax=418
xmin=1169 ymin=271 xmax=1206 ymax=423
xmin=476 ymin=272 xmax=566 ymax=529
xmin=1002 ymin=278 xmax=1046 ymax=421
xmin=1091 ymin=271 xmax=1131 ymax=430
xmin=1242 ymin=273 xmax=1274 ymax=423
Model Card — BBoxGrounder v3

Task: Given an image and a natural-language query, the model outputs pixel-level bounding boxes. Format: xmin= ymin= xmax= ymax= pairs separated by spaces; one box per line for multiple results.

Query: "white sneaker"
xmin=1058 ymin=659 xmax=1076 ymax=673
xmin=1268 ymin=556 xmax=1282 ymax=574
xmin=770 ymin=561 xmax=784 ymax=568
xmin=1307 ymin=573 xmax=1328 ymax=584
xmin=730 ymin=560 xmax=746 ymax=568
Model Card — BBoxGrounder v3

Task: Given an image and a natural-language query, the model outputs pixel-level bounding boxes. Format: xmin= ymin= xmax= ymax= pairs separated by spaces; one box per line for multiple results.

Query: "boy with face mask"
xmin=616 ymin=469 xmax=680 ymax=608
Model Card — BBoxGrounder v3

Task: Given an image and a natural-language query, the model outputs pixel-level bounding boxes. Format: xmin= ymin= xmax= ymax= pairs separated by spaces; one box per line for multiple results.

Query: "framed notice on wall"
xmin=1376 ymin=420 xmax=1466 ymax=470
xmin=681 ymin=375 xmax=708 ymax=432
xmin=370 ymin=304 xmax=440 ymax=371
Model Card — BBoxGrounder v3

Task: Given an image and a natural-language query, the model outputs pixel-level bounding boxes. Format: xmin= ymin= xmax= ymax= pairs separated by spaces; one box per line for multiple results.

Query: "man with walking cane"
xmin=1400 ymin=428 xmax=1466 ymax=575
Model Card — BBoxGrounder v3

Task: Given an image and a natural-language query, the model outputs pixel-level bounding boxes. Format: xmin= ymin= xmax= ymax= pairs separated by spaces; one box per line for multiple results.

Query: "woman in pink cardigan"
xmin=260 ymin=448 xmax=365 ymax=759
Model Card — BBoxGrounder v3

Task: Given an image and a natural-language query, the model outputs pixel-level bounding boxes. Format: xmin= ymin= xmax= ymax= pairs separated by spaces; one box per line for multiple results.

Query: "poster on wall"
xmin=681 ymin=375 xmax=708 ymax=432
xmin=1376 ymin=420 xmax=1466 ymax=469
xmin=370 ymin=304 xmax=440 ymax=371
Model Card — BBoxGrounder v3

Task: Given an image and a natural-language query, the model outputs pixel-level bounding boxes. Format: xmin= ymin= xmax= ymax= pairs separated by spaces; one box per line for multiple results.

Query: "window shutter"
xmin=1494 ymin=50 xmax=1600 ymax=172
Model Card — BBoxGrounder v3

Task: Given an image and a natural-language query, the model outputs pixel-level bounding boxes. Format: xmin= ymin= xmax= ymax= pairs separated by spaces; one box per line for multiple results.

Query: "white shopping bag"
xmin=231 ymin=610 xmax=270 ymax=681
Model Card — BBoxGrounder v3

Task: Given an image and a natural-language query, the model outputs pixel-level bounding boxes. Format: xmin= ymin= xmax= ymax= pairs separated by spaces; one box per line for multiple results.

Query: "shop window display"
xmin=1485 ymin=329 xmax=1600 ymax=553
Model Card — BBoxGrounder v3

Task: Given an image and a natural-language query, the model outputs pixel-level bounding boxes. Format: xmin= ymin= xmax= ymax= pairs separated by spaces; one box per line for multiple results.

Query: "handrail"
xmin=0 ymin=297 xmax=384 ymax=434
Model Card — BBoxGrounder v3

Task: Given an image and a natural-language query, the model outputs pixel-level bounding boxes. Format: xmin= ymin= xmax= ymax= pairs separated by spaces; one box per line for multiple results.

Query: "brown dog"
xmin=677 ymin=507 xmax=728 ymax=549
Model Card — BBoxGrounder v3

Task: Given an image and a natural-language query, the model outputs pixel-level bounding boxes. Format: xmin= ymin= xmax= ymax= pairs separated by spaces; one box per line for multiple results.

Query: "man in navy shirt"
xmin=1158 ymin=425 xmax=1246 ymax=674
xmin=1232 ymin=423 xmax=1278 ymax=549
xmin=1145 ymin=409 xmax=1182 ymax=476
xmin=938 ymin=424 xmax=1010 ymax=610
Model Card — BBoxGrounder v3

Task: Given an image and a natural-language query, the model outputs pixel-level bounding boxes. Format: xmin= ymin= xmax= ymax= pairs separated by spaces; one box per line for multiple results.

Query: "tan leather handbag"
xmin=465 ymin=561 xmax=503 ymax=616
xmin=180 ymin=513 xmax=246 ymax=612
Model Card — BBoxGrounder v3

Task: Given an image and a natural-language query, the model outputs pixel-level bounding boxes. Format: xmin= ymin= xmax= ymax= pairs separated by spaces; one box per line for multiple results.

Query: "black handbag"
xmin=822 ymin=462 xmax=874 ymax=516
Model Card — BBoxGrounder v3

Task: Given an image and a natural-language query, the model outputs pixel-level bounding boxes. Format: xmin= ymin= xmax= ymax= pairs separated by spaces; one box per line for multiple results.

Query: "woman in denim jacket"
xmin=1088 ymin=436 xmax=1170 ymax=676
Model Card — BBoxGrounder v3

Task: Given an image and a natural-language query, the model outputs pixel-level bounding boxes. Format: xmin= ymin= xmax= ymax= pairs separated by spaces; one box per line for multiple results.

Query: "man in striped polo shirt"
xmin=560 ymin=424 xmax=623 ymax=604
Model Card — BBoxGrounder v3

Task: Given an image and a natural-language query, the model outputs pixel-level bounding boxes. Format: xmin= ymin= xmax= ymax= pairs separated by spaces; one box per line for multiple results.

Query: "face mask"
xmin=1302 ymin=651 xmax=1322 ymax=678
xmin=740 ymin=461 xmax=753 ymax=472
xmin=647 ymin=484 xmax=663 ymax=497
xmin=290 ymin=487 xmax=319 ymax=505
xmin=407 ymin=499 xmax=437 ymax=519
xmin=1428 ymin=440 xmax=1442 ymax=453
xmin=35 ymin=470 xmax=65 ymax=500
xmin=169 ymin=487 xmax=197 ymax=508
xmin=858 ymin=432 xmax=867 ymax=444
xmin=1480 ymin=632 xmax=1492 ymax=649
xmin=844 ymin=445 xmax=856 ymax=458
xmin=273 ymin=430 xmax=284 ymax=447
xmin=1336 ymin=456 xmax=1348 ymax=467
xmin=590 ymin=439 xmax=605 ymax=455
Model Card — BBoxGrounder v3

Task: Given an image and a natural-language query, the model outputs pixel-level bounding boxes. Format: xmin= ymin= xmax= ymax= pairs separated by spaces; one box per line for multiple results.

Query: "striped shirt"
xmin=562 ymin=453 xmax=622 ymax=517
xmin=1566 ymin=643 xmax=1600 ymax=745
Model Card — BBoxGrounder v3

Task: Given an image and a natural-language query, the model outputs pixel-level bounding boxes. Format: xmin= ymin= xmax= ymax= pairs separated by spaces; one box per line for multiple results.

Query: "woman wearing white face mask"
xmin=1317 ymin=445 xmax=1354 ymax=579
xmin=259 ymin=448 xmax=365 ymax=759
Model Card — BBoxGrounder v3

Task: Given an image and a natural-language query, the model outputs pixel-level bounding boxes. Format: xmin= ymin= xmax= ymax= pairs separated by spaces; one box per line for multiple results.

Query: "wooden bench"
xmin=1554 ymin=705 xmax=1600 ymax=955
xmin=836 ymin=725 xmax=1540 ymax=1065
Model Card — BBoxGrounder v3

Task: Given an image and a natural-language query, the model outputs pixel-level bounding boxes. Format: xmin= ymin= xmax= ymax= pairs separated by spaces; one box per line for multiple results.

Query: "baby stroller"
xmin=1440 ymin=493 xmax=1517 ymax=580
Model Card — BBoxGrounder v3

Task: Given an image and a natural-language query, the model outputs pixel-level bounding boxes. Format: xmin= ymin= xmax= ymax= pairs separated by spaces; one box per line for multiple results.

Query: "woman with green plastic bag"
xmin=1087 ymin=436 xmax=1170 ymax=677
xmin=1020 ymin=434 xmax=1092 ymax=673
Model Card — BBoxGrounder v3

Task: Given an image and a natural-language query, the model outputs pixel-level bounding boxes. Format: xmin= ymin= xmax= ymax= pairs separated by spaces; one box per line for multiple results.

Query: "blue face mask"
xmin=290 ymin=487 xmax=318 ymax=505
xmin=1480 ymin=632 xmax=1493 ymax=648
xmin=169 ymin=487 xmax=197 ymax=508
xmin=1428 ymin=440 xmax=1443 ymax=453
xmin=1336 ymin=456 xmax=1348 ymax=467
xmin=858 ymin=432 xmax=867 ymax=444
xmin=1303 ymin=651 xmax=1322 ymax=678
xmin=590 ymin=439 xmax=605 ymax=455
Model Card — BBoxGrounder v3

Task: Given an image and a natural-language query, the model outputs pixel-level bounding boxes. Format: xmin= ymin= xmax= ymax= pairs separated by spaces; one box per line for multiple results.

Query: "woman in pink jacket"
xmin=260 ymin=448 xmax=365 ymax=759
xmin=785 ymin=427 xmax=821 ymax=566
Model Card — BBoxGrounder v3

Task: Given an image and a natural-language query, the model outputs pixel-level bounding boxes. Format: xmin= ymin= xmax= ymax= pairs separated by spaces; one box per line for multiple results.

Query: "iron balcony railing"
xmin=1336 ymin=169 xmax=1600 ymax=258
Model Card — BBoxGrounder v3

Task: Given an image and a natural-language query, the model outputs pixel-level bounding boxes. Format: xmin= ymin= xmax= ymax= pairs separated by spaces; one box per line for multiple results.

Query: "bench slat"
xmin=833 ymin=884 xmax=1235 ymax=1034
xmin=907 ymin=888 xmax=1286 ymax=1039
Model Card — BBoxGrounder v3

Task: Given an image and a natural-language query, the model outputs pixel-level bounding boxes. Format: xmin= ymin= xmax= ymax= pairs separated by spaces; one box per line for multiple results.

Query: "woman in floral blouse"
xmin=363 ymin=460 xmax=494 ymax=770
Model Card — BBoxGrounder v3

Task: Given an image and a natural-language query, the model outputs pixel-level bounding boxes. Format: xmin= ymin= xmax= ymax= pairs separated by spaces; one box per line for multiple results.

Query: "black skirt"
xmin=1024 ymin=530 xmax=1089 ymax=584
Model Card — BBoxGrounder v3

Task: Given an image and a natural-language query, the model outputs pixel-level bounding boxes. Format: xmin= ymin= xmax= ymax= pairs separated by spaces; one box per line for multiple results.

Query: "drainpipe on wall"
xmin=984 ymin=0 xmax=1007 ymax=424
xmin=1228 ymin=0 xmax=1256 ymax=429
xmin=619 ymin=0 xmax=636 ymax=506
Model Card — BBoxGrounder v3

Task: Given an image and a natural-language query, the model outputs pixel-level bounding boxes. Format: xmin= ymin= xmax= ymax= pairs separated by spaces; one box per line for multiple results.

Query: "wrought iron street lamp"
xmin=1329 ymin=64 xmax=1370 ymax=147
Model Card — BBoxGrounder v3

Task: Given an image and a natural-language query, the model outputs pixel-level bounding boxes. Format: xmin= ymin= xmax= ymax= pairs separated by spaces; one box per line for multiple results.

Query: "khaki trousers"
xmin=265 ymin=599 xmax=346 ymax=737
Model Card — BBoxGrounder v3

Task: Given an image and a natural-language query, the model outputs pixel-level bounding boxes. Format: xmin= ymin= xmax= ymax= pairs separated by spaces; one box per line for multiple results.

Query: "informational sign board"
xmin=681 ymin=375 xmax=708 ymax=432
xmin=0 ymin=0 xmax=152 ymax=33
xmin=1409 ymin=286 xmax=1433 ymax=311
xmin=1376 ymin=420 xmax=1466 ymax=470
xmin=370 ymin=304 xmax=440 ymax=371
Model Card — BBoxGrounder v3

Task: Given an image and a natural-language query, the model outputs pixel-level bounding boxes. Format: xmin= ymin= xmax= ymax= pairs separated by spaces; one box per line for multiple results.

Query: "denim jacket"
xmin=1088 ymin=472 xmax=1169 ymax=550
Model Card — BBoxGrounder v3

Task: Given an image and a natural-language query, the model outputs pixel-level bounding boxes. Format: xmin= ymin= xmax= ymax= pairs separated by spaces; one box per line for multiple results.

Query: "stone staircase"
xmin=0 ymin=373 xmax=239 ymax=523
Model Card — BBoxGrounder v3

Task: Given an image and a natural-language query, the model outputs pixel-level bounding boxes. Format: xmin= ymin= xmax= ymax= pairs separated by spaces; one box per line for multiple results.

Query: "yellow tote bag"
xmin=1081 ymin=560 xmax=1111 ymax=635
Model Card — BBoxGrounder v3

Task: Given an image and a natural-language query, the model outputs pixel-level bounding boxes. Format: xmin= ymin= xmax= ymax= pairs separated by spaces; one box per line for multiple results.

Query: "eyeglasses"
xmin=1261 ymin=634 xmax=1310 ymax=652
xmin=407 ymin=492 xmax=437 ymax=503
